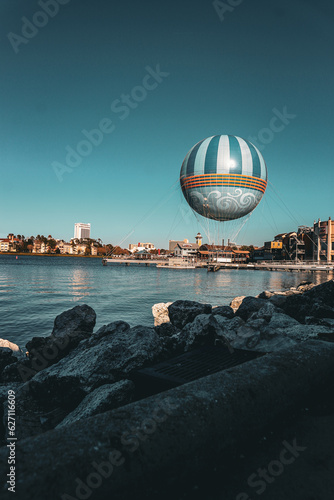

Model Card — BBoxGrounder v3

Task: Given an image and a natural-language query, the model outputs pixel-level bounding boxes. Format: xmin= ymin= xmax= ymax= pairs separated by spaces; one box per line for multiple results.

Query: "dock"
xmin=102 ymin=258 xmax=162 ymax=266
xmin=207 ymin=262 xmax=334 ymax=273
xmin=103 ymin=258 xmax=334 ymax=273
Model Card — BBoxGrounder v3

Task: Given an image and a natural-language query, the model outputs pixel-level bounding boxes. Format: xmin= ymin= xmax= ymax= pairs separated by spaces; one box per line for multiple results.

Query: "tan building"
xmin=0 ymin=239 xmax=10 ymax=252
xmin=129 ymin=242 xmax=155 ymax=253
xmin=0 ymin=237 xmax=20 ymax=252
xmin=56 ymin=241 xmax=75 ymax=254
xmin=169 ymin=239 xmax=189 ymax=252
xmin=314 ymin=217 xmax=334 ymax=262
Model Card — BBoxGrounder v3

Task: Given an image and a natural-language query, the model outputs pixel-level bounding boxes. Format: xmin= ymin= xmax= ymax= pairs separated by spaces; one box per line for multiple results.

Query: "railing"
xmin=256 ymin=260 xmax=333 ymax=266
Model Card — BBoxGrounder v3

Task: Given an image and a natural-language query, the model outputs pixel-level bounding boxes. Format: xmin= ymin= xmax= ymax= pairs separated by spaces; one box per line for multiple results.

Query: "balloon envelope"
xmin=180 ymin=135 xmax=267 ymax=221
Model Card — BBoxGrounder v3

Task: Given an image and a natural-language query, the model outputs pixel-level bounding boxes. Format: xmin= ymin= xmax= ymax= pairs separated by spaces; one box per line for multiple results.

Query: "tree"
xmin=47 ymin=239 xmax=57 ymax=253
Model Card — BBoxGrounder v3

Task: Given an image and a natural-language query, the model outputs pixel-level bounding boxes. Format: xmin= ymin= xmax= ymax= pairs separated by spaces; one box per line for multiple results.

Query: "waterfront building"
xmin=129 ymin=242 xmax=156 ymax=253
xmin=74 ymin=223 xmax=91 ymax=240
xmin=56 ymin=241 xmax=75 ymax=254
xmin=174 ymin=242 xmax=199 ymax=258
xmin=90 ymin=244 xmax=98 ymax=256
xmin=313 ymin=217 xmax=334 ymax=262
xmin=169 ymin=239 xmax=190 ymax=252
xmin=199 ymin=244 xmax=250 ymax=263
xmin=0 ymin=237 xmax=20 ymax=252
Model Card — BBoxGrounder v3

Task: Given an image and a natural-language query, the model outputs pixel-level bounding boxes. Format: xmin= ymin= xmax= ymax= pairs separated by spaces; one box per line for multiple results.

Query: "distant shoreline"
xmin=0 ymin=252 xmax=103 ymax=259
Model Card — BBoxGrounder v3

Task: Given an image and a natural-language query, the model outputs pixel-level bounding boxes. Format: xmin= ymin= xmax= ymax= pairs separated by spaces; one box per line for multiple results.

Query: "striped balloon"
xmin=180 ymin=135 xmax=267 ymax=221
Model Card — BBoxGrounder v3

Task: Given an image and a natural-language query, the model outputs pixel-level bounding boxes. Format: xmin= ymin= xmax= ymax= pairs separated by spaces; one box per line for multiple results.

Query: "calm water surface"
xmin=0 ymin=255 xmax=332 ymax=347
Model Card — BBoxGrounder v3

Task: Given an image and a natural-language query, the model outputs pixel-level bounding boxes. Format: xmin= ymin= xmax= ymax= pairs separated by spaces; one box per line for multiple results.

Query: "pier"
xmin=102 ymin=258 xmax=162 ymax=266
xmin=103 ymin=257 xmax=334 ymax=273
xmin=207 ymin=262 xmax=334 ymax=273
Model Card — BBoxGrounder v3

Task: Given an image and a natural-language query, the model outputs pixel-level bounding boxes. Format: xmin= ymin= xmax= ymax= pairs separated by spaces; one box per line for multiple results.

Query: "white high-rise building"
xmin=74 ymin=223 xmax=91 ymax=240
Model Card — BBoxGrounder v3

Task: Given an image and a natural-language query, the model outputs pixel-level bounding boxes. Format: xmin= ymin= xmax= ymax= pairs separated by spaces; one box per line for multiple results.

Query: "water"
xmin=0 ymin=254 xmax=332 ymax=348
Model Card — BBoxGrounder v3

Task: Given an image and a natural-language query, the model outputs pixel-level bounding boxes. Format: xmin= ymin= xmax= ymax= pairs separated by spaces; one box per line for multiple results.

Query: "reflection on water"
xmin=0 ymin=255 xmax=332 ymax=347
xmin=69 ymin=268 xmax=93 ymax=299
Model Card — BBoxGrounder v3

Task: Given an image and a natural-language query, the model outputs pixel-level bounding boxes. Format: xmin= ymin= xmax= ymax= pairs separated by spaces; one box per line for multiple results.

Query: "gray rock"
xmin=52 ymin=303 xmax=96 ymax=339
xmin=28 ymin=324 xmax=165 ymax=405
xmin=268 ymin=312 xmax=300 ymax=330
xmin=246 ymin=318 xmax=268 ymax=332
xmin=214 ymin=315 xmax=243 ymax=343
xmin=0 ymin=348 xmax=17 ymax=379
xmin=229 ymin=295 xmax=246 ymax=312
xmin=56 ymin=380 xmax=135 ymax=428
xmin=0 ymin=339 xmax=24 ymax=356
xmin=88 ymin=320 xmax=130 ymax=344
xmin=152 ymin=302 xmax=172 ymax=326
xmin=176 ymin=314 xmax=231 ymax=352
xmin=296 ymin=281 xmax=315 ymax=292
xmin=274 ymin=324 xmax=334 ymax=342
xmin=269 ymin=294 xmax=288 ymax=308
xmin=155 ymin=322 xmax=180 ymax=337
xmin=256 ymin=302 xmax=281 ymax=321
xmin=26 ymin=304 xmax=97 ymax=370
xmin=282 ymin=279 xmax=334 ymax=323
xmin=168 ymin=300 xmax=212 ymax=329
xmin=231 ymin=324 xmax=300 ymax=352
xmin=233 ymin=326 xmax=261 ymax=349
xmin=235 ymin=296 xmax=268 ymax=321
xmin=257 ymin=290 xmax=275 ymax=299
xmin=212 ymin=305 xmax=234 ymax=319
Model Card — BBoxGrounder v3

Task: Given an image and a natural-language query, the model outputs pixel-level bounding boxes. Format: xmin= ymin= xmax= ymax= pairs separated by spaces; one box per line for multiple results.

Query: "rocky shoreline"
xmin=0 ymin=279 xmax=333 ymax=446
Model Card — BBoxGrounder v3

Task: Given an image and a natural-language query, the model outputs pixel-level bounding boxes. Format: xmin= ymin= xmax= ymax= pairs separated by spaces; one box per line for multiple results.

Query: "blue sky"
xmin=1 ymin=0 xmax=333 ymax=247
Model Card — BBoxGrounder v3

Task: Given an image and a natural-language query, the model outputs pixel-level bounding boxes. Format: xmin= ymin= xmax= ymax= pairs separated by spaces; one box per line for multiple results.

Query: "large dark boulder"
xmin=168 ymin=300 xmax=212 ymax=329
xmin=26 ymin=304 xmax=96 ymax=370
xmin=282 ymin=279 xmax=334 ymax=323
xmin=28 ymin=322 xmax=165 ymax=406
xmin=175 ymin=314 xmax=231 ymax=351
xmin=212 ymin=305 xmax=234 ymax=319
xmin=52 ymin=304 xmax=96 ymax=338
xmin=235 ymin=296 xmax=267 ymax=321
